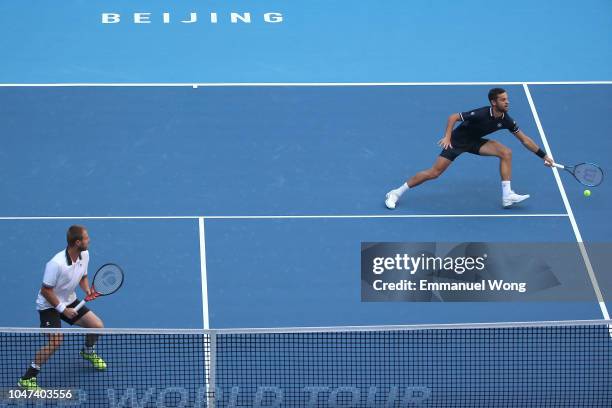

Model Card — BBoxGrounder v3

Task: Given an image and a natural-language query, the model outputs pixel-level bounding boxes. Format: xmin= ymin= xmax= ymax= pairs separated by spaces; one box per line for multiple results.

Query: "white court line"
xmin=198 ymin=217 xmax=215 ymax=407
xmin=198 ymin=217 xmax=210 ymax=329
xmin=0 ymin=81 xmax=610 ymax=87
xmin=0 ymin=216 xmax=199 ymax=220
xmin=523 ymin=83 xmax=610 ymax=320
xmin=197 ymin=214 xmax=569 ymax=220
xmin=0 ymin=213 xmax=568 ymax=221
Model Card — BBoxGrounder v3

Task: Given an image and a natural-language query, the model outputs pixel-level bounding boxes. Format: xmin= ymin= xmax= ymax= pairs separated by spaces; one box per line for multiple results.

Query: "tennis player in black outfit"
xmin=385 ymin=88 xmax=554 ymax=209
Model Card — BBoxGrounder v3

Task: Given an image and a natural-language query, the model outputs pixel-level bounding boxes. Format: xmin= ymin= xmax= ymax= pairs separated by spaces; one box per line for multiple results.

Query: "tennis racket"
xmin=552 ymin=162 xmax=604 ymax=187
xmin=74 ymin=263 xmax=124 ymax=311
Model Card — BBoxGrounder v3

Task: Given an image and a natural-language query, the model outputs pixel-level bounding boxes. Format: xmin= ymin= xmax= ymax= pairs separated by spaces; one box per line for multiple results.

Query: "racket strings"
xmin=574 ymin=163 xmax=603 ymax=187
xmin=93 ymin=265 xmax=124 ymax=295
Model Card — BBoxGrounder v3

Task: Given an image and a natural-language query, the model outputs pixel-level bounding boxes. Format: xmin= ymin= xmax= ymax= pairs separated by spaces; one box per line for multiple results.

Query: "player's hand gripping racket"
xmin=74 ymin=263 xmax=124 ymax=311
xmin=552 ymin=162 xmax=604 ymax=187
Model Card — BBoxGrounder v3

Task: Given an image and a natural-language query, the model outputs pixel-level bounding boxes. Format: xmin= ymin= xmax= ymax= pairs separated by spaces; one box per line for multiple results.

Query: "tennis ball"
xmin=584 ymin=190 xmax=591 ymax=197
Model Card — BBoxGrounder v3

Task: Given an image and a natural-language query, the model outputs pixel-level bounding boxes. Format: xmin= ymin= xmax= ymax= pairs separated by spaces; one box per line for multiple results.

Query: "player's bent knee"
xmin=90 ymin=314 xmax=104 ymax=329
xmin=429 ymin=168 xmax=443 ymax=179
xmin=84 ymin=315 xmax=104 ymax=329
xmin=500 ymin=148 xmax=512 ymax=160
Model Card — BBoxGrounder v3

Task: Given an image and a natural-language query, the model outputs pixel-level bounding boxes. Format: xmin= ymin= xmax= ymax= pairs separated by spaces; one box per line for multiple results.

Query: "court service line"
xmin=201 ymin=214 xmax=568 ymax=220
xmin=198 ymin=217 xmax=210 ymax=329
xmin=0 ymin=214 xmax=568 ymax=221
xmin=0 ymin=81 xmax=611 ymax=87
xmin=524 ymin=83 xmax=610 ymax=320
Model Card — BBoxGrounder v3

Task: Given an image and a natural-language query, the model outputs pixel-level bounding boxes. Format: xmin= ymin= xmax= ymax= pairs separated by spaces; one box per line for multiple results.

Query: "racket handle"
xmin=74 ymin=300 xmax=86 ymax=312
xmin=552 ymin=163 xmax=565 ymax=169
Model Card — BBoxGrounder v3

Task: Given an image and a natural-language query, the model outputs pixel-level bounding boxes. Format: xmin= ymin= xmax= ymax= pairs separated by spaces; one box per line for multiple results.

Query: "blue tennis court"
xmin=1 ymin=84 xmax=610 ymax=329
xmin=1 ymin=1 xmax=611 ymax=406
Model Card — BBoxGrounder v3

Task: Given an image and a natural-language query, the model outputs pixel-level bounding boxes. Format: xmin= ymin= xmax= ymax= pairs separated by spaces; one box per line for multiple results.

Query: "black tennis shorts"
xmin=439 ymin=138 xmax=490 ymax=161
xmin=38 ymin=299 xmax=91 ymax=328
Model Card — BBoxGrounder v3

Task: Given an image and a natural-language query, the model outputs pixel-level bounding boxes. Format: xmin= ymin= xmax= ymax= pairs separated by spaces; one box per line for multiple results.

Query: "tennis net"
xmin=1 ymin=320 xmax=611 ymax=407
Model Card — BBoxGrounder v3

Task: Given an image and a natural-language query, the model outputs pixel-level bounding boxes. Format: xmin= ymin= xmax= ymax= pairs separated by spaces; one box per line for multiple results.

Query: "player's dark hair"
xmin=488 ymin=88 xmax=506 ymax=102
xmin=67 ymin=225 xmax=87 ymax=246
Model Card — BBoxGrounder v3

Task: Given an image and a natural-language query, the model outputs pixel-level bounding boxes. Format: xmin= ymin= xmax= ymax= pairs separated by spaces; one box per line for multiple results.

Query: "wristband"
xmin=55 ymin=302 xmax=67 ymax=314
xmin=535 ymin=148 xmax=547 ymax=158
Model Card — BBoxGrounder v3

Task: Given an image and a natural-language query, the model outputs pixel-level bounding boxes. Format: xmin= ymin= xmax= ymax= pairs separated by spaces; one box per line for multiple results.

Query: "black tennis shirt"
xmin=452 ymin=107 xmax=520 ymax=146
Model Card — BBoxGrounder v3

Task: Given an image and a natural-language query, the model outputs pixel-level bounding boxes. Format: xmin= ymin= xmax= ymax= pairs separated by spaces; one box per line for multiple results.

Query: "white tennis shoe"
xmin=503 ymin=191 xmax=530 ymax=208
xmin=385 ymin=191 xmax=400 ymax=209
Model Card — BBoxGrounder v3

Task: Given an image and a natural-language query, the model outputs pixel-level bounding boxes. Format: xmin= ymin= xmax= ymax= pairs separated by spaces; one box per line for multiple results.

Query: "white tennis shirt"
xmin=36 ymin=249 xmax=89 ymax=310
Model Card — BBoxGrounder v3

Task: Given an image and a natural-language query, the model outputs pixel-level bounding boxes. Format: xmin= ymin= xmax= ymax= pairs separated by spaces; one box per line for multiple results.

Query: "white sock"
xmin=394 ymin=182 xmax=410 ymax=197
xmin=502 ymin=181 xmax=512 ymax=197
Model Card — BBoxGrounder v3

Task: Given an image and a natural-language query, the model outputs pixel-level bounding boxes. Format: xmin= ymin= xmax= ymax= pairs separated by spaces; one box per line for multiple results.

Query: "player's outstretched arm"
xmin=513 ymin=130 xmax=554 ymax=166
